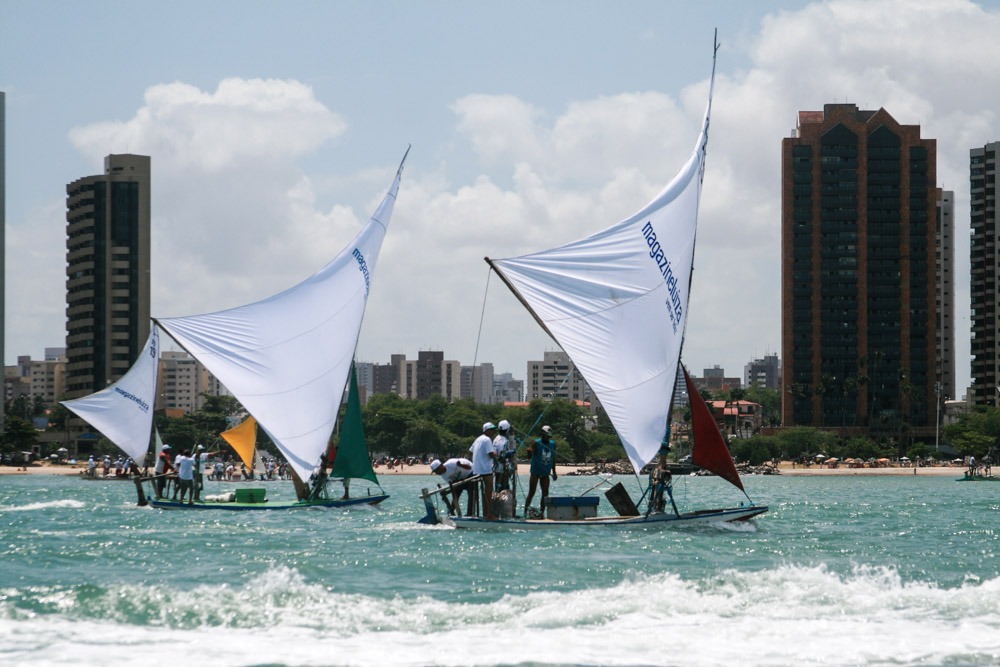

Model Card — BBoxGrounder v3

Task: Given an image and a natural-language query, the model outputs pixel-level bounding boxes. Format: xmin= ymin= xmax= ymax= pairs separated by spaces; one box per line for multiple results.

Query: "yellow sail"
xmin=221 ymin=416 xmax=257 ymax=470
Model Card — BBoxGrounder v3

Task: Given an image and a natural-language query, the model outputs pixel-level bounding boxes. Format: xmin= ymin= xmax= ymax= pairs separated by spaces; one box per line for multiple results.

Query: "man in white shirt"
xmin=469 ymin=422 xmax=499 ymax=519
xmin=174 ymin=450 xmax=196 ymax=504
xmin=493 ymin=419 xmax=517 ymax=492
xmin=430 ymin=457 xmax=474 ymax=515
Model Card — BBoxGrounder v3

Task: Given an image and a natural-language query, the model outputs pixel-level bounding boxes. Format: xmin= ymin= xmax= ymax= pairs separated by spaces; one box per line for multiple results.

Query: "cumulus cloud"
xmin=64 ymin=78 xmax=353 ymax=320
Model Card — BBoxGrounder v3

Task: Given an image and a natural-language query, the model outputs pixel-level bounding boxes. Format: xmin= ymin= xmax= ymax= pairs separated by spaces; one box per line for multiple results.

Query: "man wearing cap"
xmin=154 ymin=445 xmax=174 ymax=499
xmin=430 ymin=457 xmax=474 ymax=514
xmin=493 ymin=419 xmax=517 ymax=492
xmin=524 ymin=425 xmax=558 ymax=517
xmin=174 ymin=449 xmax=196 ymax=504
xmin=470 ymin=422 xmax=499 ymax=519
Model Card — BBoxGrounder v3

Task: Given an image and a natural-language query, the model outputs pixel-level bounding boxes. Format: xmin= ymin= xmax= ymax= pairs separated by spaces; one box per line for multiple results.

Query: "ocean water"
xmin=1 ymin=472 xmax=998 ymax=667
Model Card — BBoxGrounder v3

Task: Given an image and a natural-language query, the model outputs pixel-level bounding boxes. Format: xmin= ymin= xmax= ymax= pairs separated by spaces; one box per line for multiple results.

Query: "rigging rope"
xmin=471 ymin=266 xmax=492 ymax=369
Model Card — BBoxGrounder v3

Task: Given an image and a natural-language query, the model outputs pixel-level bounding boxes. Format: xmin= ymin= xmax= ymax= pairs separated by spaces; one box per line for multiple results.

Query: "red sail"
xmin=684 ymin=366 xmax=744 ymax=492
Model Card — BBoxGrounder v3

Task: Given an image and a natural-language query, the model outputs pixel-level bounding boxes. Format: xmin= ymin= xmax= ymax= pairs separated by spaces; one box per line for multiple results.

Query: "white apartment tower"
xmin=525 ymin=350 xmax=592 ymax=404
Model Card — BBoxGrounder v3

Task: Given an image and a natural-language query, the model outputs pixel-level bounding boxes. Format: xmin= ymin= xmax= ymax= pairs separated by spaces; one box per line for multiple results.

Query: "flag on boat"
xmin=221 ymin=415 xmax=258 ymax=471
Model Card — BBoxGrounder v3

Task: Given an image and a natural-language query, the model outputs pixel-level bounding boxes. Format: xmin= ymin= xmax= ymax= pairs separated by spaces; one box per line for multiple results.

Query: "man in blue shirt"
xmin=524 ymin=425 xmax=557 ymax=517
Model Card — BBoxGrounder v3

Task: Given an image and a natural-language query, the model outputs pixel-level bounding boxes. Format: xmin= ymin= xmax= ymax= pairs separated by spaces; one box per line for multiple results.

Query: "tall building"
xmin=14 ymin=348 xmax=67 ymax=407
xmin=372 ymin=358 xmax=398 ymax=395
xmin=744 ymin=353 xmax=780 ymax=390
xmin=383 ymin=351 xmax=461 ymax=401
xmin=492 ymin=372 xmax=523 ymax=403
xmin=157 ymin=350 xmax=226 ymax=414
xmin=1 ymin=91 xmax=6 ymax=429
xmin=781 ymin=104 xmax=940 ymax=434
xmin=462 ymin=363 xmax=495 ymax=403
xmin=64 ymin=154 xmax=151 ymax=399
xmin=525 ymin=350 xmax=592 ymax=404
xmin=936 ymin=190 xmax=956 ymax=403
xmin=970 ymin=142 xmax=1000 ymax=407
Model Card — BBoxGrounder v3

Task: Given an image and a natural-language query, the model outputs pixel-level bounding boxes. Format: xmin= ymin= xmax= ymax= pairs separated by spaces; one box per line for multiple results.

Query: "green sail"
xmin=330 ymin=364 xmax=379 ymax=484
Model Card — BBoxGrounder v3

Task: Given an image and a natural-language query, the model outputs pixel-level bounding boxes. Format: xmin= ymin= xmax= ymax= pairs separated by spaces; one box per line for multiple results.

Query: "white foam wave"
xmin=0 ymin=499 xmax=86 ymax=512
xmin=3 ymin=564 xmax=999 ymax=666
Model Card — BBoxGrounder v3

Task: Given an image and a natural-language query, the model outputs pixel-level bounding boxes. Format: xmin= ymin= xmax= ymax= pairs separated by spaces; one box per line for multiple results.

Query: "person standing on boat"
xmin=430 ymin=457 xmax=474 ymax=514
xmin=192 ymin=444 xmax=215 ymax=501
xmin=493 ymin=420 xmax=517 ymax=492
xmin=154 ymin=445 xmax=173 ymax=498
xmin=174 ymin=449 xmax=196 ymax=504
xmin=470 ymin=422 xmax=499 ymax=519
xmin=524 ymin=425 xmax=557 ymax=516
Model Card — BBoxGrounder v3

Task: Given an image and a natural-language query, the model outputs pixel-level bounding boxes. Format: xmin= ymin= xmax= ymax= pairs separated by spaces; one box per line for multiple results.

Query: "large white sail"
xmin=490 ymin=70 xmax=715 ymax=474
xmin=155 ymin=151 xmax=407 ymax=483
xmin=61 ymin=326 xmax=160 ymax=464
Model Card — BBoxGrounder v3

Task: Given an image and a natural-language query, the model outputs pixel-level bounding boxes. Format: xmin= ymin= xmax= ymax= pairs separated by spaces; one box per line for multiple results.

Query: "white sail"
xmin=490 ymin=74 xmax=714 ymax=474
xmin=61 ymin=326 xmax=161 ymax=464
xmin=155 ymin=152 xmax=407 ymax=483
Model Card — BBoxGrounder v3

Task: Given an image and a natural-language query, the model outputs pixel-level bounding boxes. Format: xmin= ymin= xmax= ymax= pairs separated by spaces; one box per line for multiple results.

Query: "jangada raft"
xmin=62 ymin=150 xmax=409 ymax=511
xmin=419 ymin=37 xmax=766 ymax=529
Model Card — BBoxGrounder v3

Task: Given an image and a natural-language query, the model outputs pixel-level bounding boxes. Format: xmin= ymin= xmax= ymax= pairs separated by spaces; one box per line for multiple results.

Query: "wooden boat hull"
xmin=146 ymin=493 xmax=389 ymax=511
xmin=445 ymin=504 xmax=767 ymax=530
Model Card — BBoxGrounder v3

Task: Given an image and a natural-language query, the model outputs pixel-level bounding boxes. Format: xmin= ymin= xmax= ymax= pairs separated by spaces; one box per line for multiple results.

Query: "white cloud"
xmin=63 ymin=79 xmax=354 ymax=323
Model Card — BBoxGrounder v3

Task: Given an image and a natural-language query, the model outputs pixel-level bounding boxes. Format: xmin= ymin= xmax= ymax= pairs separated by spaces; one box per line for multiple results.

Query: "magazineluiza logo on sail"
xmin=642 ymin=221 xmax=683 ymax=333
xmin=114 ymin=387 xmax=149 ymax=413
xmin=352 ymin=248 xmax=371 ymax=297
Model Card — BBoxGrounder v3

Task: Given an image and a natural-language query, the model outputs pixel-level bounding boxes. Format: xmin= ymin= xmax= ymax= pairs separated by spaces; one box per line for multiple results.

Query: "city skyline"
xmin=5 ymin=1 xmax=1000 ymax=398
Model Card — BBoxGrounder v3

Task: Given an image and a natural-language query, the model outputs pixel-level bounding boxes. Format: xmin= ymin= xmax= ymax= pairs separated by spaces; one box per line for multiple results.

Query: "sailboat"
xmin=61 ymin=326 xmax=161 ymax=475
xmin=419 ymin=38 xmax=767 ymax=529
xmin=137 ymin=150 xmax=407 ymax=510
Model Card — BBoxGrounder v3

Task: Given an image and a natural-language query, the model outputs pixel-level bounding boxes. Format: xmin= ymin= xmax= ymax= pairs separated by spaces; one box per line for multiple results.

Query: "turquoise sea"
xmin=1 ymin=472 xmax=999 ymax=667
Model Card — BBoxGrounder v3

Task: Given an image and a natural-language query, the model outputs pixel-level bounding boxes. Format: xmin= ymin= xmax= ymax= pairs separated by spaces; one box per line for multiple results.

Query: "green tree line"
xmin=5 ymin=386 xmax=997 ymax=468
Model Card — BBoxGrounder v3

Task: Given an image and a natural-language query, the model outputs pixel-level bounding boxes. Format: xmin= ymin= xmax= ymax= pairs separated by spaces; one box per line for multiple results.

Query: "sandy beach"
xmin=0 ymin=460 xmax=965 ymax=477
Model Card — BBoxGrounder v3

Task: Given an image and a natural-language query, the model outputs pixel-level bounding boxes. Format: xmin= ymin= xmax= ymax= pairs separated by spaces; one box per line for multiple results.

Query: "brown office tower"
xmin=781 ymin=104 xmax=944 ymax=440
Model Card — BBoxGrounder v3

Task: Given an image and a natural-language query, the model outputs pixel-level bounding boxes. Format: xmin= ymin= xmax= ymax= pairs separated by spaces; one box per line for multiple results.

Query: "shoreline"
xmin=0 ymin=461 xmax=966 ymax=478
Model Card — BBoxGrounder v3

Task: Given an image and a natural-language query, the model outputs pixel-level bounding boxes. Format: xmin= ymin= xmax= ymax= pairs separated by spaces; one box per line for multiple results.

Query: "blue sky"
xmin=4 ymin=0 xmax=1000 ymax=398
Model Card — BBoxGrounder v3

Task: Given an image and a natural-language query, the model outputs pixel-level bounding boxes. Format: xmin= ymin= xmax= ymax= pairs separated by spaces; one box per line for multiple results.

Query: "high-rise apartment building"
xmin=492 ymin=372 xmax=523 ymax=403
xmin=462 ymin=363 xmax=495 ymax=403
xmin=525 ymin=350 xmax=592 ymax=405
xmin=18 ymin=348 xmax=67 ymax=407
xmin=1 ymin=91 xmax=6 ymax=429
xmin=64 ymin=154 xmax=151 ymax=399
xmin=936 ymin=190 xmax=956 ymax=403
xmin=970 ymin=142 xmax=999 ymax=407
xmin=157 ymin=350 xmax=227 ymax=414
xmin=382 ymin=351 xmax=461 ymax=401
xmin=781 ymin=104 xmax=941 ymax=434
xmin=744 ymin=353 xmax=781 ymax=390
